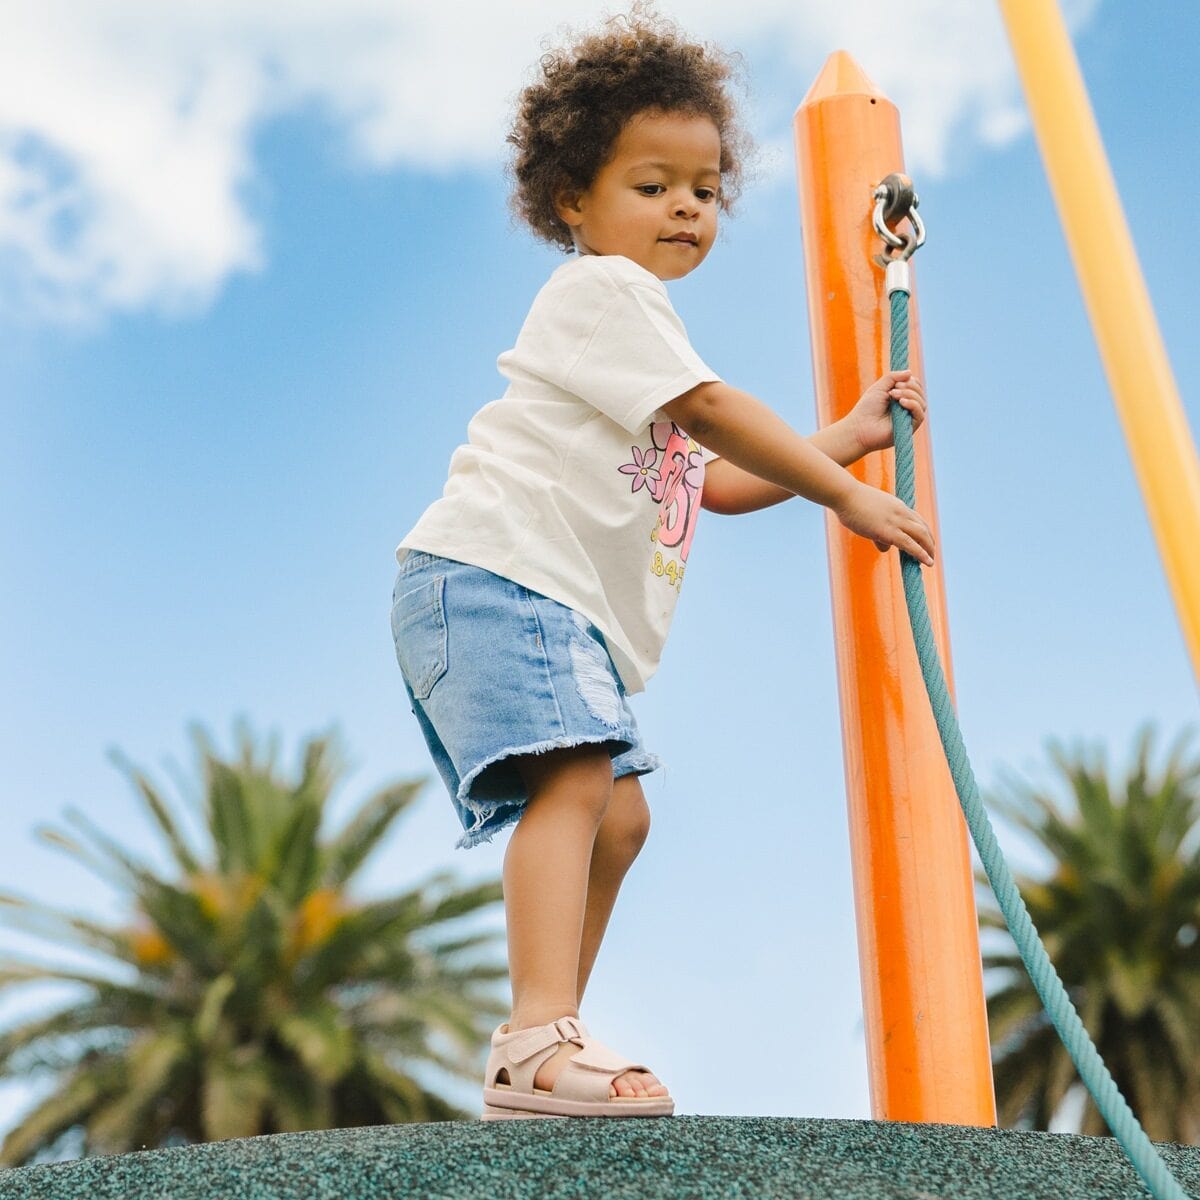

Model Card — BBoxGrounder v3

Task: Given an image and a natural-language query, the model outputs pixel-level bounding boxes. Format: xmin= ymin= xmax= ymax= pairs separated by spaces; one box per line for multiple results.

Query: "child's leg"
xmin=502 ymin=746 xmax=667 ymax=1099
xmin=576 ymin=773 xmax=651 ymax=1006
xmin=503 ymin=743 xmax=613 ymax=1029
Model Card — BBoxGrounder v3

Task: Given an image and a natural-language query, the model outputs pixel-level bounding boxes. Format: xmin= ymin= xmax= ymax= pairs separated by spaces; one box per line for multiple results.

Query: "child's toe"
xmin=608 ymin=1068 xmax=668 ymax=1099
xmin=611 ymin=1072 xmax=634 ymax=1098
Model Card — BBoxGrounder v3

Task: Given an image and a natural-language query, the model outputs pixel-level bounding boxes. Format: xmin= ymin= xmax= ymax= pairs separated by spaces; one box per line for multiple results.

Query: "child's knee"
xmin=513 ymin=743 xmax=615 ymax=824
xmin=606 ymin=775 xmax=651 ymax=855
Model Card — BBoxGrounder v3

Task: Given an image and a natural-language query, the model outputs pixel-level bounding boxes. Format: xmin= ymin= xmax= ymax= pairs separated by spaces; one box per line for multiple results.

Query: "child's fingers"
xmin=908 ymin=515 xmax=936 ymax=563
xmin=877 ymin=529 xmax=933 ymax=566
xmin=883 ymin=504 xmax=936 ymax=566
xmin=889 ymin=382 xmax=926 ymax=424
xmin=900 ymin=533 xmax=935 ymax=567
xmin=878 ymin=369 xmax=913 ymax=391
xmin=891 ymin=509 xmax=935 ymax=562
xmin=890 ymin=524 xmax=934 ymax=566
xmin=890 ymin=394 xmax=926 ymax=428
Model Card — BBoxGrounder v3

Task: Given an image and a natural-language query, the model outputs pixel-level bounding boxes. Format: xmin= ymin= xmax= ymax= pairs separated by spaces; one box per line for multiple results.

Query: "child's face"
xmin=554 ymin=109 xmax=721 ymax=281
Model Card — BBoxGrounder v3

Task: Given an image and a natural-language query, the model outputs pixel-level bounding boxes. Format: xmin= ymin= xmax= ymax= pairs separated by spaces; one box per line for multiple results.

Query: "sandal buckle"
xmin=553 ymin=1015 xmax=585 ymax=1042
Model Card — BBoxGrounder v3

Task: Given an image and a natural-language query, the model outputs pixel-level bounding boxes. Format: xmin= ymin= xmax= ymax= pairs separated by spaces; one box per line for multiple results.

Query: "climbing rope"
xmin=876 ymin=175 xmax=1190 ymax=1200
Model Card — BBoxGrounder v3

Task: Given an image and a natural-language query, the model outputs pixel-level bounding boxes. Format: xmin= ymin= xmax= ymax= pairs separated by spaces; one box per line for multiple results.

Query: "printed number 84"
xmin=652 ymin=551 xmax=685 ymax=592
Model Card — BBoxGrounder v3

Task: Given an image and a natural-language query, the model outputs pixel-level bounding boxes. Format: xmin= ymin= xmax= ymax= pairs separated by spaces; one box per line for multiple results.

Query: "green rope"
xmin=887 ymin=285 xmax=1190 ymax=1200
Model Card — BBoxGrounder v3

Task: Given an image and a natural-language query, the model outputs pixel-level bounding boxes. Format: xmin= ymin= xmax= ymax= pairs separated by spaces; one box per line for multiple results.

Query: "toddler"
xmin=389 ymin=6 xmax=933 ymax=1121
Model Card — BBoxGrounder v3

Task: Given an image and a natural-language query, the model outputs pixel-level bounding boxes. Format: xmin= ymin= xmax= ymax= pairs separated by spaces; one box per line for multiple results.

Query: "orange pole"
xmin=793 ymin=52 xmax=996 ymax=1125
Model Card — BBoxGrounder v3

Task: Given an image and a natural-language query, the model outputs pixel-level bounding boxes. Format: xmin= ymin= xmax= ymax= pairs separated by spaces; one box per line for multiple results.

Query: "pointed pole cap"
xmin=800 ymin=50 xmax=888 ymax=107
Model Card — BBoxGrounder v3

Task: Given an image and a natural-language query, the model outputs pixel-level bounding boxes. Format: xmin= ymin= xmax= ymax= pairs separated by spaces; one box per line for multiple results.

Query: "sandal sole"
xmin=482 ymin=1087 xmax=674 ymax=1119
xmin=481 ymin=1104 xmax=568 ymax=1121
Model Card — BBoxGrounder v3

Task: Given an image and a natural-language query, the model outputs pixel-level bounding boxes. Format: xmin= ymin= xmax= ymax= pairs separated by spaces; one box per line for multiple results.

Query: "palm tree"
xmin=980 ymin=725 xmax=1200 ymax=1142
xmin=0 ymin=719 xmax=508 ymax=1166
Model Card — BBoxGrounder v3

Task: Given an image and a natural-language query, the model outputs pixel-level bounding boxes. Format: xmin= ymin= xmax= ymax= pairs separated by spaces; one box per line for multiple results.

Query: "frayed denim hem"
xmin=451 ymin=732 xmax=635 ymax=851
xmin=615 ymin=751 xmax=664 ymax=778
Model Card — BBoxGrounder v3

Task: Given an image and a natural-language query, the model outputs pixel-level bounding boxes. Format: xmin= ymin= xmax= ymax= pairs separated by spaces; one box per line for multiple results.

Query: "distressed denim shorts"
xmin=389 ymin=550 xmax=662 ymax=850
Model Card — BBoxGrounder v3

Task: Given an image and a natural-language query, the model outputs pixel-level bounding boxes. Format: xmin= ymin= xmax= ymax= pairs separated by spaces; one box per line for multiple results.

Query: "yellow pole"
xmin=998 ymin=0 xmax=1200 ymax=685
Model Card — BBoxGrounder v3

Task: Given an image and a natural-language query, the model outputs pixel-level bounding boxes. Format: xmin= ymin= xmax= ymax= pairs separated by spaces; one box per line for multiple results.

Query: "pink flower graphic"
xmin=684 ymin=449 xmax=705 ymax=491
xmin=618 ymin=445 xmax=661 ymax=494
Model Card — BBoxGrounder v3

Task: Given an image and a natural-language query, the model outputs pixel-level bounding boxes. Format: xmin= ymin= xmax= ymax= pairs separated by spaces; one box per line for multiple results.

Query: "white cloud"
xmin=0 ymin=0 xmax=1100 ymax=324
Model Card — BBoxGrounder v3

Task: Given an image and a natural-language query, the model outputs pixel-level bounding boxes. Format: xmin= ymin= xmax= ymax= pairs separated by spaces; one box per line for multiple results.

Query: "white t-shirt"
xmin=395 ymin=253 xmax=722 ymax=694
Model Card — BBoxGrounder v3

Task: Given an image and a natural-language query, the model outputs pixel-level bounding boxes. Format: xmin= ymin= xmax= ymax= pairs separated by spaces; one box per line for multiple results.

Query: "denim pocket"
xmin=399 ymin=549 xmax=436 ymax=573
xmin=390 ymin=575 xmax=448 ymax=700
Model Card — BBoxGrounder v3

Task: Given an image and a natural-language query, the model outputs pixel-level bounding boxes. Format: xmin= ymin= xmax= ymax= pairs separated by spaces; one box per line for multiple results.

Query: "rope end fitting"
xmin=885 ymin=258 xmax=911 ymax=297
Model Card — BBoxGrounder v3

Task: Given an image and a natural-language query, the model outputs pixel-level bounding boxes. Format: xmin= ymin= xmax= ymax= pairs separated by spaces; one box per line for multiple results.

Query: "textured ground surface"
xmin=1 ymin=1116 xmax=1198 ymax=1199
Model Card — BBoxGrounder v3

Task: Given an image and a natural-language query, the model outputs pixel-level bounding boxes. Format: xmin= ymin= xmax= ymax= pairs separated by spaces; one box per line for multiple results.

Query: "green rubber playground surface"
xmin=1 ymin=1116 xmax=1197 ymax=1199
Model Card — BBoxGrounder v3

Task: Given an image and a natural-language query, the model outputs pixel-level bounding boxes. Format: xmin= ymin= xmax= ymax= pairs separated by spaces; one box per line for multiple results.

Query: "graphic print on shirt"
xmin=617 ymin=419 xmax=705 ymax=594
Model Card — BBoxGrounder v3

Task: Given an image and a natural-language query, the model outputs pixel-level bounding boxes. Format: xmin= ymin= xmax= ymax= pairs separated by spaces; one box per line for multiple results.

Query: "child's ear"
xmin=554 ymin=186 xmax=585 ymax=227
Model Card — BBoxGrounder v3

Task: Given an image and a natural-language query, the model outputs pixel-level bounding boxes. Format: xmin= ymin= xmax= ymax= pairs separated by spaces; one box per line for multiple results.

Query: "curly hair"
xmin=505 ymin=3 xmax=755 ymax=254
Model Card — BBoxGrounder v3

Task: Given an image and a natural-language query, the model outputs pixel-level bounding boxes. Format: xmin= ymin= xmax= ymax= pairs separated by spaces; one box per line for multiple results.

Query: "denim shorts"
xmin=389 ymin=550 xmax=662 ymax=850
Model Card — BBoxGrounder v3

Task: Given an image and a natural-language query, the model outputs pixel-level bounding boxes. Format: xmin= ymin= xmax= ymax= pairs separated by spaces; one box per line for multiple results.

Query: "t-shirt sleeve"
xmin=564 ymin=282 xmax=722 ymax=433
xmin=507 ymin=261 xmax=723 ymax=433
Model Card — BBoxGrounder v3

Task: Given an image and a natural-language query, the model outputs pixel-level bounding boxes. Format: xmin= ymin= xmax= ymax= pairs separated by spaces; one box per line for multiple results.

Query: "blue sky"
xmin=1 ymin=1 xmax=1198 ymax=1138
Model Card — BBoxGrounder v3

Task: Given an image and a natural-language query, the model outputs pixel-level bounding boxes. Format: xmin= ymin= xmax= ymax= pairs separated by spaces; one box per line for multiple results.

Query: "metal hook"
xmin=872 ymin=172 xmax=925 ymax=264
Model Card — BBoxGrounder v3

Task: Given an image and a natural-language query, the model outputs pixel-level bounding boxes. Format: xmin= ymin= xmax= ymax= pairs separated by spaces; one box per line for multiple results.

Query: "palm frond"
xmin=33 ymin=826 xmax=128 ymax=893
xmin=0 ymin=1063 xmax=113 ymax=1166
xmin=0 ymin=1001 xmax=146 ymax=1077
xmin=984 ymin=726 xmax=1200 ymax=1141
xmin=107 ymin=747 xmax=202 ymax=876
xmin=273 ymin=1009 xmax=355 ymax=1086
xmin=194 ymin=974 xmax=236 ymax=1045
xmin=322 ymin=780 xmax=422 ymax=889
xmin=274 ymin=801 xmax=323 ymax=907
xmin=205 ymin=758 xmax=258 ymax=876
xmin=0 ymin=892 xmax=139 ymax=967
xmin=421 ymin=877 xmax=506 ymax=926
xmin=0 ymin=959 xmax=156 ymax=1003
xmin=266 ymin=1058 xmax=335 ymax=1134
xmin=0 ymin=720 xmax=507 ymax=1161
xmin=202 ymin=1045 xmax=274 ymax=1141
xmin=59 ymin=806 xmax=170 ymax=892
xmin=84 ymin=1026 xmax=191 ymax=1155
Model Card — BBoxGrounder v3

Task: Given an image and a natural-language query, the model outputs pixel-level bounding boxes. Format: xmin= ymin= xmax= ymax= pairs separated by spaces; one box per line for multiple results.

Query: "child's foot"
xmin=533 ymin=1038 xmax=669 ymax=1099
xmin=507 ymin=1013 xmax=669 ymax=1099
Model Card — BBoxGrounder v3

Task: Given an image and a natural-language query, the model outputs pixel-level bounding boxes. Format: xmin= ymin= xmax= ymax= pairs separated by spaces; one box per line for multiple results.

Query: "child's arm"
xmin=699 ymin=459 xmax=793 ymax=516
xmin=698 ymin=371 xmax=927 ymax=516
xmin=664 ymin=377 xmax=935 ymax=565
xmin=701 ymin=419 xmax=860 ymax=516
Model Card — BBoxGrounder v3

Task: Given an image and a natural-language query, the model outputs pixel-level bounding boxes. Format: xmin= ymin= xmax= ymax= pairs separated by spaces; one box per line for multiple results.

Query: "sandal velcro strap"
xmin=505 ymin=1015 xmax=588 ymax=1065
xmin=555 ymin=1036 xmax=649 ymax=1103
xmin=563 ymin=1039 xmax=644 ymax=1075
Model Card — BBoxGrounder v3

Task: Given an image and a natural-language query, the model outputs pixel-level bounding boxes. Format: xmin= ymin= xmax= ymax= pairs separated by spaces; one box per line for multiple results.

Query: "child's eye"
xmin=637 ymin=184 xmax=719 ymax=201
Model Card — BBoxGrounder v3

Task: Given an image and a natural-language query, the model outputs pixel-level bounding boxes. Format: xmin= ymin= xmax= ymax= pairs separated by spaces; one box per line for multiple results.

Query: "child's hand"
xmin=847 ymin=370 xmax=927 ymax=455
xmin=833 ymin=479 xmax=936 ymax=566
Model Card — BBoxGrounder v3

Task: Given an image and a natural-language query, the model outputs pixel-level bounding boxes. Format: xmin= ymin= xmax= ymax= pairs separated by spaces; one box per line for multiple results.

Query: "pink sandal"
xmin=480 ymin=1015 xmax=674 ymax=1120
